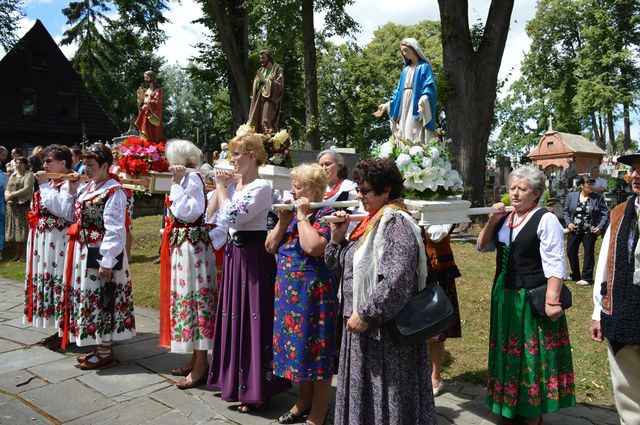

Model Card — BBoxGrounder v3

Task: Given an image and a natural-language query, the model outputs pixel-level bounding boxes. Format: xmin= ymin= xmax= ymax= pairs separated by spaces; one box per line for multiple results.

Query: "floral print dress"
xmin=63 ymin=180 xmax=136 ymax=346
xmin=273 ymin=207 xmax=338 ymax=381
xmin=167 ymin=172 xmax=216 ymax=353
xmin=23 ymin=181 xmax=73 ymax=328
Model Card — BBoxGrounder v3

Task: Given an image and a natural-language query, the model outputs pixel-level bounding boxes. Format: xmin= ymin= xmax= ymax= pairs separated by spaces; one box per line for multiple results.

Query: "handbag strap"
xmin=420 ymin=227 xmax=438 ymax=284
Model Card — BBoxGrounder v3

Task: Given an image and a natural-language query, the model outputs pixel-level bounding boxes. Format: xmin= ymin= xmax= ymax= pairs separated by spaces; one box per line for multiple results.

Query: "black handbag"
xmin=86 ymin=247 xmax=124 ymax=271
xmin=525 ymin=283 xmax=572 ymax=318
xmin=387 ymin=280 xmax=455 ymax=346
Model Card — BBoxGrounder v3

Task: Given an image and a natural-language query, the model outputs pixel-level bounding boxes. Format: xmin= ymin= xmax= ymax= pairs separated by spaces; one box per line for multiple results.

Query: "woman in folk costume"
xmin=23 ymin=145 xmax=74 ymax=349
xmin=477 ymin=165 xmax=575 ymax=425
xmin=159 ymin=139 xmax=216 ymax=389
xmin=61 ymin=144 xmax=135 ymax=369
xmin=325 ymin=158 xmax=437 ymax=425
xmin=374 ymin=38 xmax=437 ymax=143
xmin=207 ymin=133 xmax=290 ymax=413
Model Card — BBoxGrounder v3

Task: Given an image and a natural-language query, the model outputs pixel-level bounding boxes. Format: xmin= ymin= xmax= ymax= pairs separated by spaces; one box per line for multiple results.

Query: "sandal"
xmin=77 ymin=350 xmax=97 ymax=364
xmin=78 ymin=346 xmax=113 ymax=370
xmin=171 ymin=366 xmax=192 ymax=377
xmin=176 ymin=373 xmax=206 ymax=390
xmin=279 ymin=407 xmax=311 ymax=424
xmin=238 ymin=403 xmax=262 ymax=414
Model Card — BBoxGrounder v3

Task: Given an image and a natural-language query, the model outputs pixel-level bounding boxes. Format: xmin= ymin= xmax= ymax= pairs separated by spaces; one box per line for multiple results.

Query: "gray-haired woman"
xmin=477 ymin=165 xmax=576 ymax=425
xmin=317 ymin=149 xmax=356 ymax=202
xmin=162 ymin=139 xmax=217 ymax=389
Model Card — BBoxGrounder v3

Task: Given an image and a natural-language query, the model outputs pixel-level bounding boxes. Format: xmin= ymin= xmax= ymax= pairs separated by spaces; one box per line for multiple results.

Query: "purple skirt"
xmin=207 ymin=241 xmax=290 ymax=403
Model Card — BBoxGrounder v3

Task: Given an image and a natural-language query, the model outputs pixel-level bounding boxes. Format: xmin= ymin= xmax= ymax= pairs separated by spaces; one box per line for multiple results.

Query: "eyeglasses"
xmin=231 ymin=151 xmax=245 ymax=158
xmin=355 ymin=187 xmax=374 ymax=195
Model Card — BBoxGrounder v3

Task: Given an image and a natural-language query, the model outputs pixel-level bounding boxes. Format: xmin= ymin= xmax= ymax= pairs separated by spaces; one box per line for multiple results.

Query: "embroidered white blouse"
xmin=216 ymin=178 xmax=272 ymax=235
xmin=477 ymin=207 xmax=566 ymax=280
xmin=169 ymin=172 xmax=205 ymax=223
xmin=205 ymin=190 xmax=229 ymax=251
xmin=39 ymin=181 xmax=75 ymax=221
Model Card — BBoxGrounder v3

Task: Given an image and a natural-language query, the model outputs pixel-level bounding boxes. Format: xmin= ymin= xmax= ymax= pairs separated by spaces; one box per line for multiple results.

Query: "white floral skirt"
xmin=62 ymin=244 xmax=136 ymax=347
xmin=169 ymin=240 xmax=217 ymax=353
xmin=23 ymin=227 xmax=69 ymax=328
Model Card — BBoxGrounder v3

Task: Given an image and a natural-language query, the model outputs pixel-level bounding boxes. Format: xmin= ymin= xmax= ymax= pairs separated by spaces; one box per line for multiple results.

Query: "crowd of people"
xmin=6 ymin=139 xmax=638 ymax=425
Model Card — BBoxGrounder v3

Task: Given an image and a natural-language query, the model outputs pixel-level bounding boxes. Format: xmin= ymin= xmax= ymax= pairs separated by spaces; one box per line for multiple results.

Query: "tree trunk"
xmin=301 ymin=0 xmax=321 ymax=150
xmin=438 ymin=0 xmax=514 ymax=207
xmin=598 ymin=113 xmax=604 ymax=147
xmin=591 ymin=112 xmax=604 ymax=150
xmin=623 ymin=102 xmax=631 ymax=151
xmin=208 ymin=0 xmax=250 ymax=128
xmin=606 ymin=110 xmax=615 ymax=148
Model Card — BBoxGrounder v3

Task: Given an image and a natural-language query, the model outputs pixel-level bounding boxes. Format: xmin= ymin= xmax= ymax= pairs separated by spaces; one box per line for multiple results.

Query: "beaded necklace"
xmin=507 ymin=205 xmax=536 ymax=229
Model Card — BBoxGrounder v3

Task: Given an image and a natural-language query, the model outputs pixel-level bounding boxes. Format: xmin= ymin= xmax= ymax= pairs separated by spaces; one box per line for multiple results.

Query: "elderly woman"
xmin=317 ymin=149 xmax=356 ymax=202
xmin=207 ymin=133 xmax=289 ymax=413
xmin=563 ymin=176 xmax=609 ymax=286
xmin=325 ymin=157 xmax=435 ymax=425
xmin=23 ymin=145 xmax=74 ymax=348
xmin=265 ymin=163 xmax=338 ymax=425
xmin=62 ymin=144 xmax=135 ymax=369
xmin=160 ymin=139 xmax=217 ymax=389
xmin=477 ymin=165 xmax=576 ymax=425
xmin=5 ymin=156 xmax=35 ymax=261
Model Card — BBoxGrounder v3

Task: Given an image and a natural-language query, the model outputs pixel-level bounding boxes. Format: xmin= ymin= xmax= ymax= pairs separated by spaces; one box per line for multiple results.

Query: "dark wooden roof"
xmin=0 ymin=20 xmax=119 ymax=148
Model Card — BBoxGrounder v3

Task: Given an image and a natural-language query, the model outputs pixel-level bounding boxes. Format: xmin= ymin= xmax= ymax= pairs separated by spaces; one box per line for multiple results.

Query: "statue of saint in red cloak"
xmin=135 ymin=70 xmax=164 ymax=142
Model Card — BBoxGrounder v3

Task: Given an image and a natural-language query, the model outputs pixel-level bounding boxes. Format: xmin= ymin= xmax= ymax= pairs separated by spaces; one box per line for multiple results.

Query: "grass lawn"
xmin=0 ymin=215 xmax=614 ymax=407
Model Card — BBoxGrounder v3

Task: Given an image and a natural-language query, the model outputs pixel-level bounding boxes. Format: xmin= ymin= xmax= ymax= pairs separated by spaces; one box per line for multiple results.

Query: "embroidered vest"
xmin=75 ymin=185 xmax=123 ymax=246
xmin=166 ymin=174 xmax=211 ymax=248
xmin=602 ymin=198 xmax=640 ymax=345
xmin=33 ymin=181 xmax=72 ymax=233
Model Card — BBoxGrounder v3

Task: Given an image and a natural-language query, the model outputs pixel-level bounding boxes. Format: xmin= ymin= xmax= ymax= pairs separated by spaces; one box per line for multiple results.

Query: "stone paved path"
xmin=0 ymin=278 xmax=619 ymax=424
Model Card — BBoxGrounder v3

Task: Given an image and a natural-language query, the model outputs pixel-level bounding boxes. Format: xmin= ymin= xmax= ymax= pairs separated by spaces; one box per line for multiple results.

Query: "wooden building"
xmin=527 ymin=125 xmax=606 ymax=173
xmin=0 ymin=20 xmax=119 ymax=152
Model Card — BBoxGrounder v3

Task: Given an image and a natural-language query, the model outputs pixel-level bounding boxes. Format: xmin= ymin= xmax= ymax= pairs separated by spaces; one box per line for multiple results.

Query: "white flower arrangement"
xmin=373 ymin=135 xmax=464 ymax=199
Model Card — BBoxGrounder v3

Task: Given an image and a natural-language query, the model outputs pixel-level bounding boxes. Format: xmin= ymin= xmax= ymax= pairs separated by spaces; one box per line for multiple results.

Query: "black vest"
xmin=494 ymin=209 xmax=548 ymax=290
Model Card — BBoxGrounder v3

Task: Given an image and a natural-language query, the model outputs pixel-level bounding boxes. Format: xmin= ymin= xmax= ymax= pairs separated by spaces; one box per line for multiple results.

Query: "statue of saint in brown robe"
xmin=247 ymin=50 xmax=284 ymax=135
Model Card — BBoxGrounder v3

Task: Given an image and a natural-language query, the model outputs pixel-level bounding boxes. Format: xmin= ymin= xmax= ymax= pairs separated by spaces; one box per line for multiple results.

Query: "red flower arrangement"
xmin=117 ymin=136 xmax=169 ymax=175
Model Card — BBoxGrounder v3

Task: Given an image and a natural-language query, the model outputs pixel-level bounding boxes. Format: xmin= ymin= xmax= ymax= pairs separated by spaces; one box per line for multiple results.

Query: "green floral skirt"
xmin=486 ymin=246 xmax=576 ymax=419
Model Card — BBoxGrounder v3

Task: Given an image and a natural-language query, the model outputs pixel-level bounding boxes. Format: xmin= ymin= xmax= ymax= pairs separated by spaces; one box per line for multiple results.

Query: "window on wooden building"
xmin=22 ymin=89 xmax=37 ymax=116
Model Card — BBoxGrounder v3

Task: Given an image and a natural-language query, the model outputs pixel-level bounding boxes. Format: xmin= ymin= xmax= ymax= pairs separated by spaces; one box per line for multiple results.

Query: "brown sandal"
xmin=77 ymin=350 xmax=96 ymax=364
xmin=78 ymin=346 xmax=113 ymax=370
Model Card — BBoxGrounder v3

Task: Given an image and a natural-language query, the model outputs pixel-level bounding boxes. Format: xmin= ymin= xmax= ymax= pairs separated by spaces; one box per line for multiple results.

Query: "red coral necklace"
xmin=507 ymin=206 xmax=536 ymax=229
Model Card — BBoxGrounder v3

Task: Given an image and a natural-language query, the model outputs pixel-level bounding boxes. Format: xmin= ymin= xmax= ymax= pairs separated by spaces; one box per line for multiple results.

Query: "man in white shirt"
xmin=591 ymin=165 xmax=607 ymax=194
xmin=590 ymin=153 xmax=640 ymax=424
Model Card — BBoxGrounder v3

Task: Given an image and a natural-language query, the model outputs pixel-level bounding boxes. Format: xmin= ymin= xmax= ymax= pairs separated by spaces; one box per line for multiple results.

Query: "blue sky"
xmin=6 ymin=0 xmax=639 ymax=145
